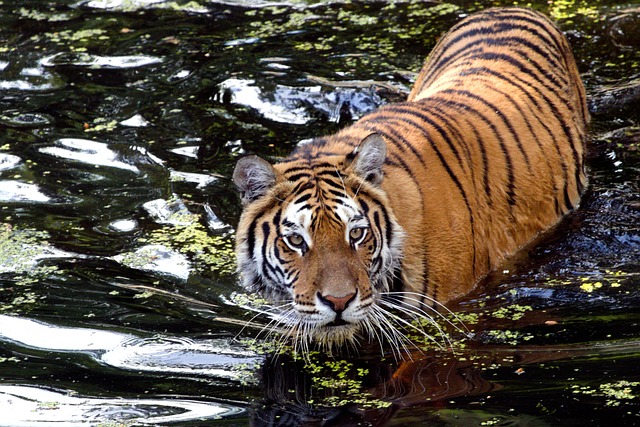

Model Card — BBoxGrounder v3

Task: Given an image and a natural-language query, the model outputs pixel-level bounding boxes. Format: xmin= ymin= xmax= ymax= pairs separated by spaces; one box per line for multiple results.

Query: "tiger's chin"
xmin=298 ymin=321 xmax=363 ymax=350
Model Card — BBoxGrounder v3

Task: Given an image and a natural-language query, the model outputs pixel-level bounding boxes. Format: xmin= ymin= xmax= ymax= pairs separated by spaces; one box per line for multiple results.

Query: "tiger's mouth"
xmin=326 ymin=319 xmax=349 ymax=327
xmin=306 ymin=319 xmax=361 ymax=346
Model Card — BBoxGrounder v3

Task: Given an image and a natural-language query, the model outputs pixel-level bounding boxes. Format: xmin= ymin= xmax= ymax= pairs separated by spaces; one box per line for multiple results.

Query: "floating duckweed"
xmin=302 ymin=354 xmax=392 ymax=409
xmin=158 ymin=1 xmax=208 ymax=13
xmin=43 ymin=29 xmax=108 ymax=44
xmin=241 ymin=338 xmax=292 ymax=356
xmin=117 ymin=247 xmax=159 ymax=270
xmin=230 ymin=362 xmax=261 ymax=386
xmin=577 ymin=270 xmax=630 ymax=293
xmin=547 ymin=0 xmax=600 ymax=21
xmin=337 ymin=9 xmax=378 ymax=26
xmin=406 ymin=2 xmax=460 ymax=18
xmin=600 ymin=381 xmax=640 ymax=406
xmin=0 ymin=224 xmax=60 ymax=280
xmin=453 ymin=312 xmax=480 ymax=325
xmin=486 ymin=329 xmax=534 ymax=346
xmin=491 ymin=304 xmax=533 ymax=321
xmin=238 ymin=339 xmax=391 ymax=408
xmin=0 ymin=224 xmax=59 ymax=312
xmin=229 ymin=292 xmax=270 ymax=310
xmin=571 ymin=380 xmax=640 ymax=407
xmin=17 ymin=8 xmax=69 ymax=22
xmin=545 ymin=270 xmax=632 ymax=293
xmin=85 ymin=118 xmax=118 ymax=133
xmin=133 ymin=290 xmax=155 ymax=299
xmin=145 ymin=220 xmax=236 ymax=275
xmin=580 ymin=281 xmax=603 ymax=293
xmin=480 ymin=418 xmax=502 ymax=426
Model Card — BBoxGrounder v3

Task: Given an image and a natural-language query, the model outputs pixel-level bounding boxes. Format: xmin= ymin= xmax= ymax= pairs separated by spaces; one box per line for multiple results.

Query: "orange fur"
xmin=233 ymin=7 xmax=588 ymax=348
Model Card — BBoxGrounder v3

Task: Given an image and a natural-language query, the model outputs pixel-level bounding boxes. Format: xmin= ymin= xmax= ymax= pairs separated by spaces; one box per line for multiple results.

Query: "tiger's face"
xmin=233 ymin=134 xmax=405 ymax=349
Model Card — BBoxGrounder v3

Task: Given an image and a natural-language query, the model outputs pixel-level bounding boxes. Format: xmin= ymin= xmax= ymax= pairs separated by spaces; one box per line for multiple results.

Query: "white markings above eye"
xmin=334 ymin=197 xmax=359 ymax=223
xmin=282 ymin=202 xmax=314 ymax=251
xmin=333 ymin=196 xmax=370 ymax=246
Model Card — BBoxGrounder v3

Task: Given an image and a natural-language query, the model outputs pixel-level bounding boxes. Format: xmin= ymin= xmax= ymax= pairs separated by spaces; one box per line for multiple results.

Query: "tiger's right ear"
xmin=233 ymin=155 xmax=277 ymax=205
xmin=350 ymin=133 xmax=387 ymax=186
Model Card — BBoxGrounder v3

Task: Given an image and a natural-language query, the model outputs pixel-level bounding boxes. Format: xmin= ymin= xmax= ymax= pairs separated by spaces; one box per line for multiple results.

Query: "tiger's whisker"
xmin=374 ymin=304 xmax=446 ymax=352
xmin=370 ymin=307 xmax=418 ymax=361
xmin=383 ymin=291 xmax=474 ymax=337
xmin=377 ymin=297 xmax=458 ymax=351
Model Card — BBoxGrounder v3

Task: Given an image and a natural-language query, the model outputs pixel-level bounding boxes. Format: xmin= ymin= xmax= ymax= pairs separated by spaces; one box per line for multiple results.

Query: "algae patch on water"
xmin=142 ymin=216 xmax=236 ymax=276
xmin=303 ymin=356 xmax=392 ymax=409
xmin=571 ymin=380 xmax=640 ymax=407
xmin=0 ymin=223 xmax=62 ymax=313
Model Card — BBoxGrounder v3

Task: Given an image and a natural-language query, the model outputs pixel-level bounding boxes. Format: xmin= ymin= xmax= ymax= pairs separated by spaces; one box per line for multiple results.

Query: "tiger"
xmin=232 ymin=7 xmax=588 ymax=353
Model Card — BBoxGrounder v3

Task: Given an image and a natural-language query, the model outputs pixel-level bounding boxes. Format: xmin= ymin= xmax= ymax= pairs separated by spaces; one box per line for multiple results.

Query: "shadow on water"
xmin=0 ymin=0 xmax=639 ymax=425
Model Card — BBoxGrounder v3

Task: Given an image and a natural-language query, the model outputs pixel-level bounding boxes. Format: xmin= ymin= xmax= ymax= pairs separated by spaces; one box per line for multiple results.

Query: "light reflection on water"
xmin=0 ymin=385 xmax=242 ymax=426
xmin=0 ymin=314 xmax=256 ymax=425
xmin=42 ymin=53 xmax=165 ymax=69
xmin=0 ymin=315 xmax=260 ymax=376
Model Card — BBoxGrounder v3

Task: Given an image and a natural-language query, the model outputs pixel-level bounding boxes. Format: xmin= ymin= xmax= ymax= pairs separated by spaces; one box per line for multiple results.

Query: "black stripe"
xmin=375 ymin=110 xmax=477 ymax=283
xmin=322 ymin=177 xmax=345 ymax=190
xmin=260 ymin=222 xmax=278 ymax=284
xmin=359 ymin=199 xmax=370 ymax=214
xmin=382 ymin=104 xmax=467 ymax=169
xmin=431 ymin=40 xmax=559 ymax=90
xmin=367 ymin=126 xmax=423 ymax=173
xmin=441 ymin=88 xmax=532 ymax=169
xmin=484 ymin=65 xmax=581 ymax=211
xmin=327 ymin=188 xmax=346 ymax=198
xmin=293 ymin=193 xmax=312 ymax=204
xmin=419 ymin=15 xmax=569 ymax=96
xmin=417 ymin=100 xmax=488 ymax=202
xmin=283 ymin=166 xmax=311 ymax=175
xmin=466 ymin=70 xmax=569 ymax=213
xmin=290 ymin=180 xmax=314 ymax=194
xmin=426 ymin=96 xmax=517 ymax=206
xmin=287 ymin=172 xmax=312 ymax=182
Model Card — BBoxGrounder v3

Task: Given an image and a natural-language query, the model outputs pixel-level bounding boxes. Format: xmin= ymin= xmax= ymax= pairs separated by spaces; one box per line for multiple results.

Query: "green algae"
xmin=571 ymin=380 xmax=640 ymax=407
xmin=546 ymin=0 xmax=601 ymax=22
xmin=301 ymin=353 xmax=392 ymax=409
xmin=0 ymin=224 xmax=60 ymax=313
xmin=143 ymin=217 xmax=236 ymax=276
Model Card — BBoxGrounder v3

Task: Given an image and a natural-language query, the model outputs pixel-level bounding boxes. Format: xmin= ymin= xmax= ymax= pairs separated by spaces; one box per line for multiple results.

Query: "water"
xmin=0 ymin=0 xmax=639 ymax=425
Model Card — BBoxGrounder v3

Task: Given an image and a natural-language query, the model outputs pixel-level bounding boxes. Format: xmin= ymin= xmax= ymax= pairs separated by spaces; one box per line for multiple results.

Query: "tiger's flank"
xmin=232 ymin=7 xmax=588 ymax=354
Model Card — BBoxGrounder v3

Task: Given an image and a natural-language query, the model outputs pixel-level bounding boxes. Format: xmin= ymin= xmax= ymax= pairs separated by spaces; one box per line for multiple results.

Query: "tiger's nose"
xmin=318 ymin=291 xmax=357 ymax=314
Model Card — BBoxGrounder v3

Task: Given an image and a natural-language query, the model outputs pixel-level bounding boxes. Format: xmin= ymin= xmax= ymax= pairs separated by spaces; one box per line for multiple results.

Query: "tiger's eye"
xmin=287 ymin=233 xmax=304 ymax=248
xmin=349 ymin=227 xmax=365 ymax=241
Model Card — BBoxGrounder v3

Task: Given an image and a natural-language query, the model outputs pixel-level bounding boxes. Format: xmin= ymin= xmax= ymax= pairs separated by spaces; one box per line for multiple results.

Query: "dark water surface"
xmin=1 ymin=0 xmax=639 ymax=425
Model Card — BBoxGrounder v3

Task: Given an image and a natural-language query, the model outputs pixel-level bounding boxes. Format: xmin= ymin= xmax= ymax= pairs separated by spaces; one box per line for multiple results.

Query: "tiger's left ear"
xmin=233 ymin=155 xmax=277 ymax=205
xmin=350 ymin=133 xmax=387 ymax=186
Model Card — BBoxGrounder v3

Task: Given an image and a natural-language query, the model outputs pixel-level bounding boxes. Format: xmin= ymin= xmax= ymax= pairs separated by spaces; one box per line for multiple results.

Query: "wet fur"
xmin=233 ymin=7 xmax=588 ymax=353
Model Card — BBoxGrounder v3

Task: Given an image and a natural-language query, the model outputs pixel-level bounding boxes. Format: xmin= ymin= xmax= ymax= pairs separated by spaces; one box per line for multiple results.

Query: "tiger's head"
xmin=233 ymin=133 xmax=405 ymax=350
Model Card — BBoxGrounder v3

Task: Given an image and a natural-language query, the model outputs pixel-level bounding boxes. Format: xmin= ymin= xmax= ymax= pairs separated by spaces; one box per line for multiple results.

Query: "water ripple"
xmin=0 ymin=385 xmax=243 ymax=426
xmin=42 ymin=52 xmax=164 ymax=69
xmin=0 ymin=315 xmax=261 ymax=379
xmin=0 ymin=154 xmax=21 ymax=171
xmin=0 ymin=181 xmax=51 ymax=203
xmin=39 ymin=139 xmax=141 ymax=172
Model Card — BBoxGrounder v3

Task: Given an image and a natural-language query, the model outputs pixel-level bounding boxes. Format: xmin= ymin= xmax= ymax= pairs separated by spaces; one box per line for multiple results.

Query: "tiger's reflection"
xmin=247 ymin=334 xmax=599 ymax=427
xmin=250 ymin=349 xmax=501 ymax=426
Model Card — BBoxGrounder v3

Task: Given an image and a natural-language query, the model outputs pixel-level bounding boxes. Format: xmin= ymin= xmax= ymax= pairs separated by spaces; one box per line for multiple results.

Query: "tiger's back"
xmin=233 ymin=7 xmax=588 ymax=349
xmin=392 ymin=6 xmax=589 ymax=302
xmin=415 ymin=7 xmax=590 ymax=300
